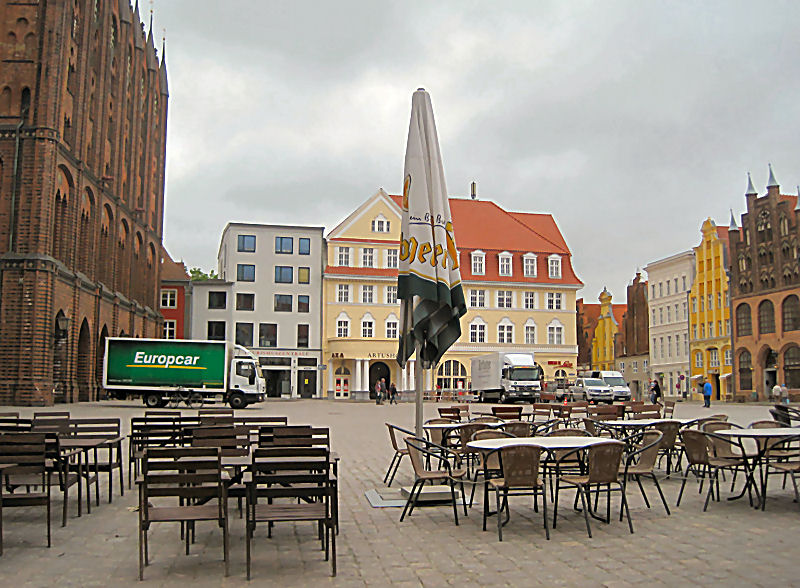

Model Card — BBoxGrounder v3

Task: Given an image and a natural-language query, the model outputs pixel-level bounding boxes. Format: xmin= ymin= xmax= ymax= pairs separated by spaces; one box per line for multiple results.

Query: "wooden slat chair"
xmin=438 ymin=407 xmax=461 ymax=421
xmin=70 ymin=418 xmax=124 ymax=503
xmin=32 ymin=413 xmax=71 ymax=437
xmin=492 ymin=406 xmax=523 ymax=420
xmin=588 ymin=405 xmax=619 ymax=421
xmin=0 ymin=433 xmax=52 ymax=552
xmin=245 ymin=447 xmax=336 ymax=579
xmin=0 ymin=415 xmax=31 ymax=433
xmin=234 ymin=416 xmax=289 ymax=441
xmin=198 ymin=409 xmax=235 ymax=419
xmin=128 ymin=418 xmax=185 ymax=488
xmin=138 ymin=447 xmax=229 ymax=580
xmin=532 ymin=403 xmax=552 ymax=422
xmin=663 ymin=400 xmax=676 ymax=418
xmin=635 ymin=404 xmax=663 ymax=419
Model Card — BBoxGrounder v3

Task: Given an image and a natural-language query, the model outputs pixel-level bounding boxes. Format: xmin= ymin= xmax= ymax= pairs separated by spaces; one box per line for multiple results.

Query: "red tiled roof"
xmin=160 ymin=249 xmax=189 ymax=281
xmin=611 ymin=304 xmax=628 ymax=327
xmin=383 ymin=195 xmax=582 ymax=286
xmin=779 ymin=194 xmax=798 ymax=208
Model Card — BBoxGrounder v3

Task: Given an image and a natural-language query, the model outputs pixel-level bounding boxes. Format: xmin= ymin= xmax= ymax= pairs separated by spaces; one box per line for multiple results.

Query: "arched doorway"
xmin=334 ymin=366 xmax=350 ymax=399
xmin=762 ymin=347 xmax=778 ymax=398
xmin=52 ymin=311 xmax=69 ymax=403
xmin=77 ymin=319 xmax=92 ymax=401
xmin=96 ymin=325 xmax=109 ymax=399
xmin=554 ymin=369 xmax=567 ymax=389
xmin=436 ymin=360 xmax=467 ymax=391
xmin=368 ymin=361 xmax=390 ymax=399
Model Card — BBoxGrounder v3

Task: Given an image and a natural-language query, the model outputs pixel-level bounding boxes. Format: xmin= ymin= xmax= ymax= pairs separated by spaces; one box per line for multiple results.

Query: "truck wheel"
xmin=144 ymin=393 xmax=162 ymax=408
xmin=499 ymin=391 xmax=508 ymax=404
xmin=228 ymin=393 xmax=247 ymax=410
xmin=188 ymin=393 xmax=204 ymax=409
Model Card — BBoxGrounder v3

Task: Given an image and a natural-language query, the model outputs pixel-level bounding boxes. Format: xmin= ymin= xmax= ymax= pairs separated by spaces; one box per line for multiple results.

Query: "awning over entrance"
xmin=689 ymin=375 xmax=703 ymax=380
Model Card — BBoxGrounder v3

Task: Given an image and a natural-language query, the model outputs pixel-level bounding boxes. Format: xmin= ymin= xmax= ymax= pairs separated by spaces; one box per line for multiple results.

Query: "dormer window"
xmin=523 ymin=253 xmax=537 ymax=278
xmin=371 ymin=215 xmax=391 ymax=233
xmin=498 ymin=252 xmax=512 ymax=277
xmin=471 ymin=250 xmax=485 ymax=275
xmin=548 ymin=254 xmax=562 ymax=279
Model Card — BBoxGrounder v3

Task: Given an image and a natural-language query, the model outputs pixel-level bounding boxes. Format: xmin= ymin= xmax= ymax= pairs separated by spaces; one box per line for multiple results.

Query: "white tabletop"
xmin=714 ymin=427 xmax=800 ymax=438
xmin=424 ymin=421 xmax=505 ymax=430
xmin=604 ymin=418 xmax=695 ymax=427
xmin=467 ymin=436 xmax=617 ymax=451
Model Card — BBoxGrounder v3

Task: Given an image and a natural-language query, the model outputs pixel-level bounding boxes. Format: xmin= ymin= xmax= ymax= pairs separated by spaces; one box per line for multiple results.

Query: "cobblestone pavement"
xmin=1 ymin=399 xmax=798 ymax=587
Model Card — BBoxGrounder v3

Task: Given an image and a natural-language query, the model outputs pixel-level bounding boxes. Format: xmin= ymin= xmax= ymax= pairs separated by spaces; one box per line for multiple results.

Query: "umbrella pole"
xmin=415 ymin=341 xmax=424 ymax=438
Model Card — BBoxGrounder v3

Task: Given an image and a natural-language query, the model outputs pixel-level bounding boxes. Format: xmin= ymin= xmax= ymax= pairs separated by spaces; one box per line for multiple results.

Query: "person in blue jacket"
xmin=702 ymin=380 xmax=712 ymax=408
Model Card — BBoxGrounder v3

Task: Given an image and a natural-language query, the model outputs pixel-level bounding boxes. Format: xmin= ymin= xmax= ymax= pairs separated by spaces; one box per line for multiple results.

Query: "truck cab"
xmin=589 ymin=370 xmax=631 ymax=401
xmin=228 ymin=346 xmax=265 ymax=408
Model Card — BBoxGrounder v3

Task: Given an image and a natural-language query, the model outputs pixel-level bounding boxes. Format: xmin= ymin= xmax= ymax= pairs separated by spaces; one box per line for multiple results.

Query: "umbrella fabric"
xmin=397 ymin=89 xmax=466 ymax=369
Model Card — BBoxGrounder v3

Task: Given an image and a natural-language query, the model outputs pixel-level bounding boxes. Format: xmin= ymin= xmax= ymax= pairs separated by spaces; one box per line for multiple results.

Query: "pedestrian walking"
xmin=379 ymin=378 xmax=387 ymax=405
xmin=780 ymin=383 xmax=790 ymax=405
xmin=389 ymin=382 xmax=398 ymax=404
xmin=772 ymin=382 xmax=782 ymax=404
xmin=703 ymin=380 xmax=712 ymax=408
xmin=650 ymin=380 xmax=661 ymax=404
xmin=374 ymin=380 xmax=382 ymax=405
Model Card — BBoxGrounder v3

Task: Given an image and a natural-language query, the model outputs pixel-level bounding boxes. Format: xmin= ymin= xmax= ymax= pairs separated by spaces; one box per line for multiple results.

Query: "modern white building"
xmin=644 ymin=250 xmax=696 ymax=398
xmin=191 ymin=223 xmax=325 ymax=398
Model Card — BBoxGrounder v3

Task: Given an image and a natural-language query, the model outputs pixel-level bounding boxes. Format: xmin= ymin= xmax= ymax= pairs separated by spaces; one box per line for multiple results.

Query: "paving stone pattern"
xmin=1 ymin=400 xmax=798 ymax=587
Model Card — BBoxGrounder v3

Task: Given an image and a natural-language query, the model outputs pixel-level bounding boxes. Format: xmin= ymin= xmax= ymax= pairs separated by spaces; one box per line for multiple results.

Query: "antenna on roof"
xmin=470 ymin=181 xmax=477 ymax=200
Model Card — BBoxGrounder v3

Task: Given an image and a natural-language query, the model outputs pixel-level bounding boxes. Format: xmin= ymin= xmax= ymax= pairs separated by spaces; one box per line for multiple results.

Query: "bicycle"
xmin=167 ymin=387 xmax=205 ymax=409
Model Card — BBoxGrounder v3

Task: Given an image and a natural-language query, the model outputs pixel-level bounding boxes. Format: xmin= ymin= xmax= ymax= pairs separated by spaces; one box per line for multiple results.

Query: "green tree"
xmin=189 ymin=267 xmax=219 ymax=281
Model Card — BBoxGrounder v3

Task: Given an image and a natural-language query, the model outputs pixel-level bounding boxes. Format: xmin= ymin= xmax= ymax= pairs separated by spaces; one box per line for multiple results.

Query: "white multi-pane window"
xmin=498 ymin=324 xmax=513 ymax=344
xmin=470 ymin=289 xmax=486 ymax=308
xmin=708 ymin=322 xmax=713 ymax=337
xmin=362 ymin=320 xmax=374 ymax=338
xmin=371 ymin=218 xmax=390 ymax=232
xmin=547 ymin=292 xmax=562 ymax=310
xmin=470 ymin=322 xmax=486 ymax=343
xmin=525 ymin=325 xmax=536 ymax=345
xmin=660 ymin=337 xmax=664 ymax=359
xmin=619 ymin=362 xmax=625 ymax=372
xmin=659 ymin=308 xmax=663 ymax=323
xmin=361 ymin=285 xmax=374 ymax=304
xmin=667 ymin=307 xmax=671 ymax=323
xmin=667 ymin=336 xmax=672 ymax=358
xmin=471 ymin=251 xmax=485 ymax=275
xmin=709 ymin=349 xmax=719 ymax=367
xmin=361 ymin=248 xmax=374 ymax=268
xmin=651 ymin=309 xmax=656 ymax=325
xmin=695 ymin=352 xmax=703 ymax=368
xmin=523 ymin=254 xmax=537 ymax=277
xmin=337 ymin=284 xmax=350 ymax=303
xmin=632 ymin=361 xmax=638 ymax=373
xmin=683 ymin=301 xmax=688 ymax=319
xmin=386 ymin=249 xmax=399 ymax=269
xmin=524 ymin=292 xmax=535 ymax=310
xmin=724 ymin=348 xmax=732 ymax=365
xmin=547 ymin=325 xmax=563 ymax=345
xmin=385 ymin=286 xmax=398 ymax=305
xmin=643 ymin=359 xmax=648 ymax=370
xmin=499 ymin=253 xmax=512 ymax=276
xmin=497 ymin=290 xmax=512 ymax=308
xmin=160 ymin=289 xmax=177 ymax=308
xmin=163 ymin=320 xmax=176 ymax=339
xmin=684 ymin=339 xmax=689 ymax=355
xmin=548 ymin=255 xmax=561 ymax=279
xmin=337 ymin=319 xmax=349 ymax=338
xmin=386 ymin=320 xmax=398 ymax=339
xmin=337 ymin=247 xmax=350 ymax=267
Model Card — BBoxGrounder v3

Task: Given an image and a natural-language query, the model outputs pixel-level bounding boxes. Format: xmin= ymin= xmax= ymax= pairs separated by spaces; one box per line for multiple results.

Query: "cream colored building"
xmin=323 ymin=190 xmax=583 ymax=399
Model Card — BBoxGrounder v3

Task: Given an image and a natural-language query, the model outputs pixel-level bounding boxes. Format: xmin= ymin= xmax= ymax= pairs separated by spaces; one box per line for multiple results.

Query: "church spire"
xmin=729 ymin=209 xmax=738 ymax=231
xmin=745 ymin=172 xmax=757 ymax=196
xmin=767 ymin=163 xmax=778 ymax=188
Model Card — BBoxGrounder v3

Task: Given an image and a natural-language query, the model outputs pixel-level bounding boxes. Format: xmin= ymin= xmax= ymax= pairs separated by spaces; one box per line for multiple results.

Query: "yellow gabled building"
xmin=591 ymin=288 xmax=627 ymax=371
xmin=688 ymin=218 xmax=732 ymax=400
xmin=323 ymin=190 xmax=584 ymax=398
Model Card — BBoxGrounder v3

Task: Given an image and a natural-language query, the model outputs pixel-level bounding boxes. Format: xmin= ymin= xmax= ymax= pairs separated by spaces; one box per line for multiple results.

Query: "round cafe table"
xmin=466 ymin=435 xmax=613 ymax=452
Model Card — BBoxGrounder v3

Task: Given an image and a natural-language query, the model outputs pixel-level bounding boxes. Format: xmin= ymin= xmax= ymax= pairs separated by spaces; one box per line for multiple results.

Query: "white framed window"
xmin=163 ymin=319 xmax=176 ymax=339
xmin=361 ymin=248 xmax=374 ymax=268
xmin=667 ymin=307 xmax=671 ymax=323
xmin=336 ymin=313 xmax=350 ymax=338
xmin=709 ymin=349 xmax=719 ymax=368
xmin=469 ymin=318 xmax=486 ymax=343
xmin=470 ymin=289 xmax=486 ymax=308
xmin=660 ymin=337 xmax=664 ymax=359
xmin=497 ymin=290 xmax=512 ymax=308
xmin=632 ymin=361 xmax=638 ymax=373
xmin=386 ymin=319 xmax=398 ymax=339
xmin=683 ymin=301 xmax=688 ymax=319
xmin=498 ymin=322 xmax=514 ymax=344
xmin=724 ymin=348 xmax=732 ymax=366
xmin=548 ymin=255 xmax=562 ymax=279
xmin=651 ymin=309 xmax=656 ymax=325
xmin=523 ymin=254 xmax=537 ymax=278
xmin=361 ymin=285 xmax=374 ymax=304
xmin=160 ymin=288 xmax=177 ymax=309
xmin=386 ymin=248 xmax=399 ymax=269
xmin=524 ymin=321 xmax=536 ymax=345
xmin=667 ymin=336 xmax=672 ymax=358
xmin=371 ymin=215 xmax=390 ymax=233
xmin=643 ymin=359 xmax=648 ymax=370
xmin=524 ymin=292 xmax=535 ymax=310
xmin=548 ymin=324 xmax=563 ymax=345
xmin=498 ymin=252 xmax=512 ymax=277
xmin=337 ymin=284 xmax=350 ymax=303
xmin=337 ymin=247 xmax=350 ymax=267
xmin=547 ymin=292 xmax=562 ymax=310
xmin=471 ymin=250 xmax=485 ymax=275
xmin=385 ymin=285 xmax=398 ymax=305
xmin=362 ymin=319 xmax=374 ymax=338
xmin=695 ymin=351 xmax=703 ymax=368
xmin=659 ymin=308 xmax=663 ymax=324
xmin=619 ymin=361 xmax=625 ymax=372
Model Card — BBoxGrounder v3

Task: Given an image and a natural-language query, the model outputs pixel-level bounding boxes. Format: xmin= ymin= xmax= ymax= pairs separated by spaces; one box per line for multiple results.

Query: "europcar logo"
xmin=127 ymin=351 xmax=205 ymax=369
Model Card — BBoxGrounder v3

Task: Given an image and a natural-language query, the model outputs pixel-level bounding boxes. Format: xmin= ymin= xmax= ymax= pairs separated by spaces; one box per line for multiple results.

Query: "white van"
xmin=589 ymin=370 xmax=632 ymax=401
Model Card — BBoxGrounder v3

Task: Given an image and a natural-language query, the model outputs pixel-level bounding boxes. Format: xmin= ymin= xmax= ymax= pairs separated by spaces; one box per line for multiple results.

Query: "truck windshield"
xmin=604 ymin=376 xmax=626 ymax=387
xmin=509 ymin=367 xmax=540 ymax=381
xmin=584 ymin=379 xmax=606 ymax=386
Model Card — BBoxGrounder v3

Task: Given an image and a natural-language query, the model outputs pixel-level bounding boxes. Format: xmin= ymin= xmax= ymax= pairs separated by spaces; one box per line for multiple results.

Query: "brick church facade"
xmin=0 ymin=1 xmax=168 ymax=404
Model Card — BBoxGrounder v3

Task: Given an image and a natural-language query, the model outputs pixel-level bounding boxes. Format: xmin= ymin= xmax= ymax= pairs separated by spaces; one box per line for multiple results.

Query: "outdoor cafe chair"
xmin=652 ymin=420 xmax=681 ymax=475
xmin=469 ymin=429 xmax=514 ymax=512
xmin=487 ymin=445 xmax=549 ymax=541
xmin=245 ymin=446 xmax=336 ymax=579
xmin=137 ymin=447 xmax=229 ymax=580
xmin=438 ymin=407 xmax=461 ymax=421
xmin=70 ymin=417 xmax=124 ymax=503
xmin=553 ymin=440 xmax=633 ymax=537
xmin=619 ymin=430 xmax=670 ymax=516
xmin=400 ymin=437 xmax=467 ymax=526
xmin=471 ymin=415 xmax=504 ymax=424
xmin=532 ymin=403 xmax=552 ymax=422
xmin=663 ymin=400 xmax=676 ymax=418
xmin=491 ymin=405 xmax=523 ymax=420
xmin=444 ymin=423 xmax=489 ymax=475
xmin=764 ymin=434 xmax=800 ymax=512
xmin=384 ymin=423 xmax=414 ymax=487
xmin=0 ymin=433 xmax=52 ymax=551
xmin=501 ymin=420 xmax=532 ymax=438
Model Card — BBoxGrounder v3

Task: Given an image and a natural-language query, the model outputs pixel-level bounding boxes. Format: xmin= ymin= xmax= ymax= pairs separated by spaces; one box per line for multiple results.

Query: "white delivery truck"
xmin=103 ymin=338 xmax=266 ymax=409
xmin=470 ymin=352 xmax=542 ymax=403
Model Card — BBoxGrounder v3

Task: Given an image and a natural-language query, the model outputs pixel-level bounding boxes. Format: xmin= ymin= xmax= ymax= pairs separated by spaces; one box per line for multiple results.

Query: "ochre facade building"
xmin=729 ymin=169 xmax=800 ymax=400
xmin=0 ymin=1 xmax=168 ymax=404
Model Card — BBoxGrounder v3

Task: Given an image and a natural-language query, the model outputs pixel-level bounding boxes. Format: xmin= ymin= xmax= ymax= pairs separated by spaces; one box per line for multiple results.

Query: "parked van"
xmin=589 ymin=370 xmax=631 ymax=401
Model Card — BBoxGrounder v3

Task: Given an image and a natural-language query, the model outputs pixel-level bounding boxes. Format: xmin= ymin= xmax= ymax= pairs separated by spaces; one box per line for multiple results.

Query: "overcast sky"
xmin=151 ymin=0 xmax=800 ymax=302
